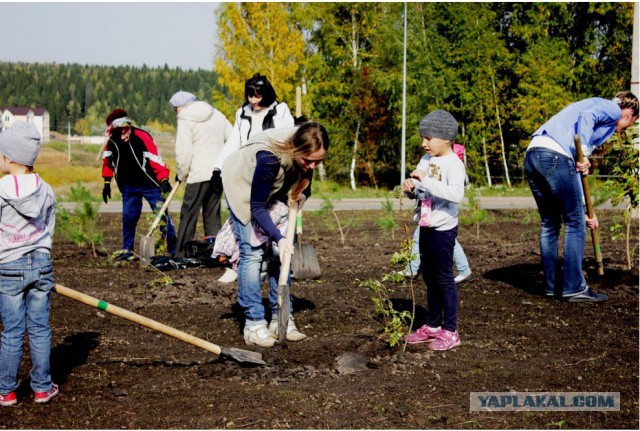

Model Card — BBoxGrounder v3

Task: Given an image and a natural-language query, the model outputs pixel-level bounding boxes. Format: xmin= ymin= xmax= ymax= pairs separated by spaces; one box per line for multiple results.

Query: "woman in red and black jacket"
xmin=101 ymin=109 xmax=176 ymax=259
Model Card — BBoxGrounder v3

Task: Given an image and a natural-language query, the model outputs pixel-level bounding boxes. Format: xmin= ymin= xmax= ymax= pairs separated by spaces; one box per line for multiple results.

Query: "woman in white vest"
xmin=221 ymin=122 xmax=329 ymax=347
xmin=215 ymin=73 xmax=295 ymax=282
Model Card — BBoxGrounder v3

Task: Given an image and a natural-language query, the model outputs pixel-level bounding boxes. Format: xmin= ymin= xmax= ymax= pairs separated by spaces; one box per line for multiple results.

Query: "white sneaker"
xmin=218 ymin=267 xmax=238 ymax=283
xmin=454 ymin=272 xmax=472 ymax=284
xmin=243 ymin=323 xmax=277 ymax=347
xmin=269 ymin=316 xmax=307 ymax=342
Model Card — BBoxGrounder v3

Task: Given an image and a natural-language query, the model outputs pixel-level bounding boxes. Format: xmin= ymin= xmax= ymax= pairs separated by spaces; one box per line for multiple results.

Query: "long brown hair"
xmin=268 ymin=122 xmax=330 ymax=158
xmin=268 ymin=122 xmax=330 ymax=200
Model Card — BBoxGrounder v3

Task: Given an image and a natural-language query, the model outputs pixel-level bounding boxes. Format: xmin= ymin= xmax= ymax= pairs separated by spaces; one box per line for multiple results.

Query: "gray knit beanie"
xmin=0 ymin=121 xmax=41 ymax=166
xmin=419 ymin=109 xmax=459 ymax=141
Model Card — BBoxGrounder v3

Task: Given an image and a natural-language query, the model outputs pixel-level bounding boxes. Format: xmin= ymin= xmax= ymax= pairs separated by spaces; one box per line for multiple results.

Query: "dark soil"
xmin=1 ymin=209 xmax=638 ymax=429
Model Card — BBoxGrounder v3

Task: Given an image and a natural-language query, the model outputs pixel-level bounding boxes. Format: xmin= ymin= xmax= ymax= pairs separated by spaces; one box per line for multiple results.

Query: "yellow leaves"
xmin=213 ymin=3 xmax=306 ymax=117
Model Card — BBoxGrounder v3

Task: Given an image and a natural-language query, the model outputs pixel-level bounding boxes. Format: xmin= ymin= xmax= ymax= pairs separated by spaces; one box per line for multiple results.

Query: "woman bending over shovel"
xmin=524 ymin=91 xmax=638 ymax=302
xmin=221 ymin=122 xmax=329 ymax=347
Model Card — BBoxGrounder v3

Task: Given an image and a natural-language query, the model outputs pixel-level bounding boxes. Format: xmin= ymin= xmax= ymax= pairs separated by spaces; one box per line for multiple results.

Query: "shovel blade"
xmin=139 ymin=235 xmax=155 ymax=266
xmin=220 ymin=346 xmax=266 ymax=365
xmin=292 ymin=243 xmax=321 ymax=279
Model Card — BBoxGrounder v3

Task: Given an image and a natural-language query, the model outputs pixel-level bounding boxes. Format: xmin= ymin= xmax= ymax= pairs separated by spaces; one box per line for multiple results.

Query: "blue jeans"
xmin=525 ymin=148 xmax=587 ymax=297
xmin=0 ymin=252 xmax=55 ymax=394
xmin=408 ymin=226 xmax=470 ymax=275
xmin=453 ymin=239 xmax=471 ymax=275
xmin=229 ymin=209 xmax=292 ymax=323
xmin=419 ymin=226 xmax=459 ymax=332
xmin=121 ymin=184 xmax=177 ymax=256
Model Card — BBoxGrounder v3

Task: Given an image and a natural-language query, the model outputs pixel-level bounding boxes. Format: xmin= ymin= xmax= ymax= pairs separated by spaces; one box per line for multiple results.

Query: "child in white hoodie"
xmin=0 ymin=121 xmax=58 ymax=406
xmin=402 ymin=110 xmax=466 ymax=351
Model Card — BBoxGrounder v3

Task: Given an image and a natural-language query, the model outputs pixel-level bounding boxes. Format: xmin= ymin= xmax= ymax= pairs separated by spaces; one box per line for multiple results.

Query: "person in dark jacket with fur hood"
xmin=101 ymin=109 xmax=177 ymax=260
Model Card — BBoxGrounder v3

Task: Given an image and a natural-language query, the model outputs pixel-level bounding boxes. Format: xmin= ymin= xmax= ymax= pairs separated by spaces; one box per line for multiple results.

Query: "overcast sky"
xmin=0 ymin=2 xmax=220 ymax=70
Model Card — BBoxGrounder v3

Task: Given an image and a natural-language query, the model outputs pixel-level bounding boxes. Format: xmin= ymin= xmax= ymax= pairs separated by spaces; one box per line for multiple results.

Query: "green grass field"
xmin=37 ymin=138 xmax=608 ymax=203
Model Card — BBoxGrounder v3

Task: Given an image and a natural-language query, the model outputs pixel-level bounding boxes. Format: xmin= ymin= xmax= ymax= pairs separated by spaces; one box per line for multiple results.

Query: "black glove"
xmin=160 ymin=179 xmax=172 ymax=195
xmin=102 ymin=182 xmax=111 ymax=204
xmin=175 ymin=174 xmax=180 ymax=183
xmin=211 ymin=169 xmax=222 ymax=193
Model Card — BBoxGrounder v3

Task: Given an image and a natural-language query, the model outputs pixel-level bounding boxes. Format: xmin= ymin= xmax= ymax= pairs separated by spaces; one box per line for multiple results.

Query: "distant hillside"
xmin=0 ymin=62 xmax=223 ymax=133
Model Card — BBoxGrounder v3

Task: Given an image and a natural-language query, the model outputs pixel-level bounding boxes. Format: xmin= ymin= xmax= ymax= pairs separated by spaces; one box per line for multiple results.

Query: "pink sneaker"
xmin=406 ymin=324 xmax=442 ymax=344
xmin=34 ymin=384 xmax=59 ymax=404
xmin=429 ymin=329 xmax=461 ymax=351
xmin=0 ymin=391 xmax=17 ymax=407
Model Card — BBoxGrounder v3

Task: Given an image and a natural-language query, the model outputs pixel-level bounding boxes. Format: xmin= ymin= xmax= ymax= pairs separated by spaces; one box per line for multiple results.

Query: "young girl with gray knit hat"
xmin=0 ymin=121 xmax=58 ymax=406
xmin=401 ymin=109 xmax=466 ymax=351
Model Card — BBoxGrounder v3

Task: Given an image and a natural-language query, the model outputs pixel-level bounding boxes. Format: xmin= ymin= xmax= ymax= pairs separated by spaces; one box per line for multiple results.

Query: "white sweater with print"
xmin=404 ymin=152 xmax=465 ymax=231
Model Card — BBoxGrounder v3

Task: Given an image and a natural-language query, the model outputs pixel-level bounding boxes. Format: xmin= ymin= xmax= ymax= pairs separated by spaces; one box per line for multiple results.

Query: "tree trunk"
xmin=625 ymin=205 xmax=632 ymax=270
xmin=350 ymin=121 xmax=360 ymax=191
xmin=480 ymin=104 xmax=492 ymax=187
xmin=492 ymin=75 xmax=511 ymax=187
xmin=482 ymin=136 xmax=492 ymax=187
xmin=317 ymin=163 xmax=327 ymax=182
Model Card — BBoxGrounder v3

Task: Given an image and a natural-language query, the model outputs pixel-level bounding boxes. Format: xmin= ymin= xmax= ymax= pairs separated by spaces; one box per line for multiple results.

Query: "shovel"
xmin=290 ymin=87 xmax=320 ymax=279
xmin=54 ymin=284 xmax=266 ymax=366
xmin=277 ymin=201 xmax=299 ymax=343
xmin=291 ymin=209 xmax=321 ymax=279
xmin=140 ymin=180 xmax=181 ymax=266
xmin=574 ymin=135 xmax=604 ymax=275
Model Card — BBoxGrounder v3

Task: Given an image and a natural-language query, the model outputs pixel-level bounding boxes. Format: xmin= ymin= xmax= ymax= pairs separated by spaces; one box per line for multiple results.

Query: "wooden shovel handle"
xmin=54 ymin=284 xmax=222 ymax=355
xmin=278 ymin=202 xmax=299 ymax=286
xmin=574 ymin=136 xmax=604 ymax=275
xmin=296 ymin=86 xmax=302 ymax=118
xmin=146 ymin=181 xmax=181 ymax=237
xmin=296 ymin=210 xmax=304 ymax=235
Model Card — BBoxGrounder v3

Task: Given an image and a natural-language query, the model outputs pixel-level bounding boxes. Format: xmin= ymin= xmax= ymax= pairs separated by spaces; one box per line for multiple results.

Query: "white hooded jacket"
xmin=0 ymin=174 xmax=56 ymax=263
xmin=175 ymin=101 xmax=233 ymax=184
xmin=213 ymin=101 xmax=294 ymax=171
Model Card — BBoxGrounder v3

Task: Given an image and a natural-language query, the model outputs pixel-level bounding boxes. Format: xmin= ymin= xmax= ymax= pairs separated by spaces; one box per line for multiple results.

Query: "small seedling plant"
xmin=319 ymin=196 xmax=349 ymax=245
xmin=376 ymin=196 xmax=397 ymax=240
xmin=360 ymin=238 xmax=416 ymax=350
xmin=56 ymin=182 xmax=103 ymax=257
xmin=459 ymin=187 xmax=487 ymax=239
xmin=604 ymin=125 xmax=639 ymax=270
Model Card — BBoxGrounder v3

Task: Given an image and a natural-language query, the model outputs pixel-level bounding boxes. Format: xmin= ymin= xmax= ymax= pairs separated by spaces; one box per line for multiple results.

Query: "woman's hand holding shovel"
xmin=278 ymin=237 xmax=295 ymax=265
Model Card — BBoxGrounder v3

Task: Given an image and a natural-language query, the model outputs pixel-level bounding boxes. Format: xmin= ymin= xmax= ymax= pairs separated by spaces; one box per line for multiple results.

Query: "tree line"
xmin=213 ymin=2 xmax=635 ymax=187
xmin=0 ymin=62 xmax=219 ymax=135
xmin=0 ymin=2 xmax=635 ymax=189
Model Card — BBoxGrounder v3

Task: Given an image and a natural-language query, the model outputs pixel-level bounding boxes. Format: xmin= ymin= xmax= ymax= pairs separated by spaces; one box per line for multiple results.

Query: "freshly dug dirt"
xmin=1 ymin=209 xmax=637 ymax=429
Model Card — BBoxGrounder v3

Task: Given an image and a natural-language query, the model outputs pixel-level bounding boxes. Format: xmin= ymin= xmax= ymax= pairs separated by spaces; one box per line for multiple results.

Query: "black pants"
xmin=174 ymin=179 xmax=221 ymax=257
xmin=419 ymin=225 xmax=458 ymax=332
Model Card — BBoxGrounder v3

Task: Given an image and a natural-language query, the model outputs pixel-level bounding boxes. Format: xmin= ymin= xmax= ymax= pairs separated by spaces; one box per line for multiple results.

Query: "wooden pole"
xmin=574 ymin=135 xmax=604 ymax=275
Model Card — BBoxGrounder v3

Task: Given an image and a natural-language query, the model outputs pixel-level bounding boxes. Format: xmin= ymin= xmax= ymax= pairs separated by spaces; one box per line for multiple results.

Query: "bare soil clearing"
xmin=1 ymin=209 xmax=638 ymax=429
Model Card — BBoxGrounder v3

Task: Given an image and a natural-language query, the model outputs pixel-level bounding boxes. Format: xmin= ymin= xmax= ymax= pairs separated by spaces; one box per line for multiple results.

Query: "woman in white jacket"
xmin=215 ymin=74 xmax=295 ymax=282
xmin=170 ymin=91 xmax=233 ymax=258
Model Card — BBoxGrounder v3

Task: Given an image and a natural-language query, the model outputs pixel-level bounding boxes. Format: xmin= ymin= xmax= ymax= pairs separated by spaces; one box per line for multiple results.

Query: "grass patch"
xmin=41 ymin=140 xmax=181 ymax=201
xmin=40 ymin=140 xmax=621 ymax=204
xmin=312 ymin=180 xmax=395 ymax=199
